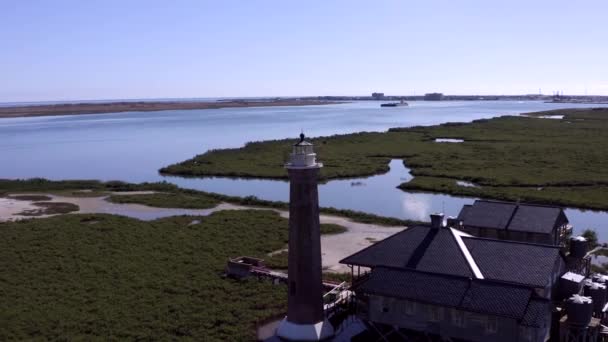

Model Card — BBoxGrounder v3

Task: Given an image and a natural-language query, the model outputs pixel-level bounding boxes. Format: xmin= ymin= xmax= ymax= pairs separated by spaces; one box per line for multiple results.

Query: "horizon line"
xmin=3 ymin=93 xmax=608 ymax=106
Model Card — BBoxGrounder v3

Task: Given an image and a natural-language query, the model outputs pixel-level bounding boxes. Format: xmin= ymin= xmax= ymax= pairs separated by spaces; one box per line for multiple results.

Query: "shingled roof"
xmin=457 ymin=200 xmax=568 ymax=234
xmin=357 ymin=266 xmax=550 ymax=327
xmin=458 ymin=201 xmax=516 ymax=230
xmin=340 ymin=225 xmax=563 ymax=288
xmin=463 ymin=237 xmax=562 ymax=287
xmin=340 ymin=226 xmax=474 ymax=278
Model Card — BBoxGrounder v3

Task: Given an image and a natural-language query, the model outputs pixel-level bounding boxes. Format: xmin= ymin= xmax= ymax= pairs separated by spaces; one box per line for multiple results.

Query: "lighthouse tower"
xmin=276 ymin=133 xmax=334 ymax=341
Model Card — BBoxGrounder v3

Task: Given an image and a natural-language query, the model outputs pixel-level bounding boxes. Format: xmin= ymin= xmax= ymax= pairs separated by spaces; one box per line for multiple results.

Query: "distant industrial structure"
xmin=424 ymin=92 xmax=444 ymax=101
xmin=371 ymin=92 xmax=385 ymax=100
xmin=311 ymin=94 xmax=608 ymax=103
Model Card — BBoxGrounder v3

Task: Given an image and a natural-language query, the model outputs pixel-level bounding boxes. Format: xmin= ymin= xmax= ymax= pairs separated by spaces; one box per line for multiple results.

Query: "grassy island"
xmin=160 ymin=108 xmax=608 ymax=210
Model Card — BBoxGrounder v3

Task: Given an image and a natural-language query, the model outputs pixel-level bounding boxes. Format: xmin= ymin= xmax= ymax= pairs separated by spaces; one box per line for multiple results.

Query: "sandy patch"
xmin=273 ymin=211 xmax=405 ymax=273
xmin=0 ymin=197 xmax=47 ymax=221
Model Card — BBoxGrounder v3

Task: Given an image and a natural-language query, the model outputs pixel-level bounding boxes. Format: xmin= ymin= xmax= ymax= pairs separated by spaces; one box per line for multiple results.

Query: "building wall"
xmin=363 ymin=295 xmax=548 ymax=342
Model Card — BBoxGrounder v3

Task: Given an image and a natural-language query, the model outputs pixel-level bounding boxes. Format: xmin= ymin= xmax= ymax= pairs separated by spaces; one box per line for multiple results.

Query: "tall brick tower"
xmin=276 ymin=133 xmax=334 ymax=341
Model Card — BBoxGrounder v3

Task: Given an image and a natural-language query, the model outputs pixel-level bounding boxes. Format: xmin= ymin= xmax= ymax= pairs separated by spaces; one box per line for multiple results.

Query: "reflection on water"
xmin=456 ymin=180 xmax=480 ymax=188
xmin=166 ymin=160 xmax=473 ymax=223
xmin=435 ymin=138 xmax=464 ymax=143
xmin=167 ymin=159 xmax=608 ymax=240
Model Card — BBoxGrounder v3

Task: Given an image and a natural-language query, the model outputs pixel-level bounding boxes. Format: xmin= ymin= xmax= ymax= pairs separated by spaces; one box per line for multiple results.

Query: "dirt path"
xmin=1 ymin=193 xmax=405 ymax=272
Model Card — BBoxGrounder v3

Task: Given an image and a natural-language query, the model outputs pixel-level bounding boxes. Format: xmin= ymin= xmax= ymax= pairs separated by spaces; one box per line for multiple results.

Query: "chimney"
xmin=430 ymin=213 xmax=444 ymax=229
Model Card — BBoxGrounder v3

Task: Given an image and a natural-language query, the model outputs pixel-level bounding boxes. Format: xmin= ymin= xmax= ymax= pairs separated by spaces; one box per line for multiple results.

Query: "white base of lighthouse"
xmin=276 ymin=318 xmax=334 ymax=341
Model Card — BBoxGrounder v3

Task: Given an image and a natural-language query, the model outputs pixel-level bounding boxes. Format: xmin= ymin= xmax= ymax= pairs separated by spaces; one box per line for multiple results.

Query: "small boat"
xmin=381 ymin=100 xmax=408 ymax=107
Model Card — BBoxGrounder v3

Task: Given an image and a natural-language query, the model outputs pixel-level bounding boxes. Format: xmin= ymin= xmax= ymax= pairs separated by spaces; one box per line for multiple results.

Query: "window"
xmin=405 ymin=300 xmax=416 ymax=315
xmin=428 ymin=306 xmax=442 ymax=322
xmin=486 ymin=317 xmax=498 ymax=333
xmin=451 ymin=309 xmax=465 ymax=327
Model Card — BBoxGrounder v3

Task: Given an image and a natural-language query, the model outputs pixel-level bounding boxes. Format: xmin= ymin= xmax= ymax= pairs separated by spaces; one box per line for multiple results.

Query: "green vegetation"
xmin=582 ymin=229 xmax=599 ymax=249
xmin=264 ymin=250 xmax=289 ymax=269
xmin=1 ymin=210 xmax=292 ymax=341
xmin=160 ymin=108 xmax=608 ymax=210
xmin=320 ymin=223 xmax=348 ymax=235
xmin=7 ymin=194 xmax=52 ymax=201
xmin=108 ymin=192 xmax=220 ymax=209
xmin=18 ymin=201 xmax=80 ymax=216
xmin=0 ymin=178 xmax=177 ymax=195
xmin=399 ymin=176 xmax=608 ymax=210
xmin=322 ymin=272 xmax=352 ymax=283
xmin=1 ymin=178 xmax=414 ymax=226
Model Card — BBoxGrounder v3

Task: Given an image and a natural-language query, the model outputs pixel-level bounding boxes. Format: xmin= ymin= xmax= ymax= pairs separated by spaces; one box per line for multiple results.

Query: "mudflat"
xmin=0 ymin=99 xmax=342 ymax=118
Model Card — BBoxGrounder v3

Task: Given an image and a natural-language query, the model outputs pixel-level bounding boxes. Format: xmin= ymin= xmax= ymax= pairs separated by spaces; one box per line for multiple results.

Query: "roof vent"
xmin=430 ymin=213 xmax=444 ymax=229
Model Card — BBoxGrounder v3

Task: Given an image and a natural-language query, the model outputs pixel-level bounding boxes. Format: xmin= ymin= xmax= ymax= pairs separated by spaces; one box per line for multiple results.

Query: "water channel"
xmin=1 ymin=100 xmax=606 ymax=239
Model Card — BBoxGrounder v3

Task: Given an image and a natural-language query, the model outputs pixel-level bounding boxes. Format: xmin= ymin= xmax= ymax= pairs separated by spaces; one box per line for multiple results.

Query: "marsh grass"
xmin=18 ymin=202 xmax=80 ymax=216
xmin=160 ymin=108 xmax=608 ymax=210
xmin=6 ymin=195 xmax=52 ymax=201
xmin=1 ymin=210 xmax=291 ymax=341
xmin=108 ymin=192 xmax=220 ymax=209
xmin=1 ymin=178 xmax=414 ymax=226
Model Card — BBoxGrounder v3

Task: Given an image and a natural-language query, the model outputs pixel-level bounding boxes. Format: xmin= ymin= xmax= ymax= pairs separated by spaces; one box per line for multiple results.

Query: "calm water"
xmin=168 ymin=160 xmax=608 ymax=239
xmin=1 ymin=100 xmax=606 ymax=238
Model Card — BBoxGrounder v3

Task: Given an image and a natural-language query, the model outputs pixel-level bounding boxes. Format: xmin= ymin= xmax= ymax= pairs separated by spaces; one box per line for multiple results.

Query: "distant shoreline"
xmin=0 ymin=99 xmax=345 ymax=119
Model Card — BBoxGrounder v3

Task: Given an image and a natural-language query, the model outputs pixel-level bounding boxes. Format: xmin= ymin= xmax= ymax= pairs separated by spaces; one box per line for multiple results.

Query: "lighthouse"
xmin=276 ymin=133 xmax=334 ymax=341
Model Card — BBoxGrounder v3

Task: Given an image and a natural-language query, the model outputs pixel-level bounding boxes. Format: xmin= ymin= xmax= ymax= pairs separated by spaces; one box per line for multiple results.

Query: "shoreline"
xmin=0 ymin=191 xmax=404 ymax=273
xmin=0 ymin=99 xmax=345 ymax=118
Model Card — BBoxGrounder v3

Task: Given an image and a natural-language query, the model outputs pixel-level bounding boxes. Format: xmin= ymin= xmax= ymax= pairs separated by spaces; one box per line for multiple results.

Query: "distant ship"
xmin=381 ymin=99 xmax=408 ymax=107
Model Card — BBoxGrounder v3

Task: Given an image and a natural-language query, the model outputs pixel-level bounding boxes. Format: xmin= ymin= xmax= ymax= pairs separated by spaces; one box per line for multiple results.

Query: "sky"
xmin=1 ymin=0 xmax=607 ymax=102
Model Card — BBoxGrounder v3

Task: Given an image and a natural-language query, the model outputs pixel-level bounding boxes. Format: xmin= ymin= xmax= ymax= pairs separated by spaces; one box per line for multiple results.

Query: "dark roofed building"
xmin=341 ymin=225 xmax=564 ymax=293
xmin=340 ymin=218 xmax=565 ymax=342
xmin=456 ymin=200 xmax=570 ymax=245
xmin=356 ymin=267 xmax=551 ymax=342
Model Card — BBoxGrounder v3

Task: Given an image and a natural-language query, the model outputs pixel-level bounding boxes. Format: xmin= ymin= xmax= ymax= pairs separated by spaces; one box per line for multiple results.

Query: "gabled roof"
xmin=357 ymin=266 xmax=550 ymax=327
xmin=340 ymin=225 xmax=563 ymax=288
xmin=509 ymin=205 xmax=565 ymax=233
xmin=457 ymin=200 xmax=567 ymax=234
xmin=458 ymin=201 xmax=516 ymax=230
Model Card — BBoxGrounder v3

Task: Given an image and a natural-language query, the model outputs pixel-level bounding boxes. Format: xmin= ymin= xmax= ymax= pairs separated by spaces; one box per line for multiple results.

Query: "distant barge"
xmin=381 ymin=100 xmax=408 ymax=107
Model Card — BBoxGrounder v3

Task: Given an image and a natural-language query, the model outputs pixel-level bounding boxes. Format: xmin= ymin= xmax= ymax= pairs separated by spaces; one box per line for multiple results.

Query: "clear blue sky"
xmin=1 ymin=0 xmax=607 ymax=102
